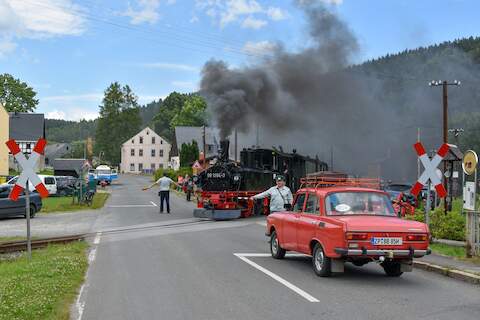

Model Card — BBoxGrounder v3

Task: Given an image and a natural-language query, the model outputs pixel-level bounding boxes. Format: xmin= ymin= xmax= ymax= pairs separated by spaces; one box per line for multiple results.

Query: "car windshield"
xmin=325 ymin=192 xmax=396 ymax=216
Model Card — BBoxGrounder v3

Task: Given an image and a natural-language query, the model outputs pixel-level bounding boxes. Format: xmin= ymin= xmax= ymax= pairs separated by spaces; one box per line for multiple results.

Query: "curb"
xmin=413 ymin=261 xmax=480 ymax=285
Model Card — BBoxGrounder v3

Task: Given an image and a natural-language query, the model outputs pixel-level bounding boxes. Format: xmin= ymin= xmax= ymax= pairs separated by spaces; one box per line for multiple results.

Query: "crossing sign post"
xmin=5 ymin=138 xmax=49 ymax=259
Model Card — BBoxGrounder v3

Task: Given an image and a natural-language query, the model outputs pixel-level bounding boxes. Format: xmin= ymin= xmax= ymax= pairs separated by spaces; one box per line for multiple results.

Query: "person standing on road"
xmin=185 ymin=176 xmax=194 ymax=201
xmin=250 ymin=175 xmax=293 ymax=214
xmin=143 ymin=173 xmax=180 ymax=214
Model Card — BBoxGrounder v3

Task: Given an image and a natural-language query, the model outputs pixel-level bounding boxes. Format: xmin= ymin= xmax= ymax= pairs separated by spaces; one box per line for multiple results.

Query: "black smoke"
xmin=200 ymin=1 xmax=478 ymax=181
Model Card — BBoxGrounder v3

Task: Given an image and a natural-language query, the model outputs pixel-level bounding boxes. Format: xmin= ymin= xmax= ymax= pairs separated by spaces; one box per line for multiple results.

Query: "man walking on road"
xmin=250 ymin=175 xmax=293 ymax=214
xmin=143 ymin=173 xmax=180 ymax=214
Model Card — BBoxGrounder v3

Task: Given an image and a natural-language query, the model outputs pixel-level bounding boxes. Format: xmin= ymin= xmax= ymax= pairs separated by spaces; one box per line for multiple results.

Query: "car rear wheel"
xmin=25 ymin=205 xmax=36 ymax=219
xmin=382 ymin=261 xmax=403 ymax=277
xmin=312 ymin=243 xmax=331 ymax=277
xmin=270 ymin=231 xmax=286 ymax=259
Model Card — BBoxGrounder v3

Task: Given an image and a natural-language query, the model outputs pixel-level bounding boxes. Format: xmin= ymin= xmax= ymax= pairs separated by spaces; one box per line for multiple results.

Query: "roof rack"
xmin=299 ymin=176 xmax=381 ymax=190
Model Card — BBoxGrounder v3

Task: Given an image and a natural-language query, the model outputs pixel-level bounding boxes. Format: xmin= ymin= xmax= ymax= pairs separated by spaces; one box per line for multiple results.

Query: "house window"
xmin=151 ymin=149 xmax=156 ymax=157
xmin=139 ymin=149 xmax=143 ymax=156
xmin=146 ymin=130 xmax=149 ymax=135
xmin=159 ymin=150 xmax=164 ymax=157
xmin=138 ymin=163 xmax=143 ymax=172
xmin=151 ymin=163 xmax=155 ymax=170
xmin=130 ymin=163 xmax=135 ymax=171
xmin=159 ymin=163 xmax=164 ymax=169
xmin=131 ymin=149 xmax=135 ymax=156
xmin=26 ymin=143 xmax=31 ymax=151
xmin=152 ymin=137 xmax=155 ymax=144
xmin=160 ymin=140 xmax=163 ymax=145
xmin=131 ymin=139 xmax=134 ymax=144
xmin=139 ymin=136 xmax=143 ymax=144
xmin=208 ymin=145 xmax=212 ymax=152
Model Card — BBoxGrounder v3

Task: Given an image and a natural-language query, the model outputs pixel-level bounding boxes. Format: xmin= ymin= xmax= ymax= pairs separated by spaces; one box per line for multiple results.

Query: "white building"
xmin=120 ymin=127 xmax=171 ymax=174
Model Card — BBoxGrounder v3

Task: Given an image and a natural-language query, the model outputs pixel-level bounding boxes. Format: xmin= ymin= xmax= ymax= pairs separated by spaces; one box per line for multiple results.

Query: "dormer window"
xmin=139 ymin=137 xmax=143 ymax=144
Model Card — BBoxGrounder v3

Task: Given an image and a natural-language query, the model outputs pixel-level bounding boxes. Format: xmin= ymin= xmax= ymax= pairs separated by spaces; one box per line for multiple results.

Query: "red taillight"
xmin=346 ymin=233 xmax=368 ymax=240
xmin=406 ymin=234 xmax=428 ymax=241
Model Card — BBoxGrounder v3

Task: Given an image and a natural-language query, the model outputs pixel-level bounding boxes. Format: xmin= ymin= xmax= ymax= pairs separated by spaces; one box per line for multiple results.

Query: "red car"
xmin=265 ymin=177 xmax=430 ymax=277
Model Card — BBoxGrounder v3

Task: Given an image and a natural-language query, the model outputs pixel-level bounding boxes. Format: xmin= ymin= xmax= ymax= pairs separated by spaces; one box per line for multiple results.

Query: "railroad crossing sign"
xmin=5 ymin=138 xmax=49 ymax=201
xmin=411 ymin=142 xmax=449 ymax=198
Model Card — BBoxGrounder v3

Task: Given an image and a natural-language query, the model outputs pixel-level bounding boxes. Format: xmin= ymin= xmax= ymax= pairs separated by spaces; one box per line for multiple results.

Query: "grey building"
xmin=8 ymin=112 xmax=45 ymax=171
xmin=53 ymin=158 xmax=90 ymax=178
xmin=45 ymin=143 xmax=71 ymax=166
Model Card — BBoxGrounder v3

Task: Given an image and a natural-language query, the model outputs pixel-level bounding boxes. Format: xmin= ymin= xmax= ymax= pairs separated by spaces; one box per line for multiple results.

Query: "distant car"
xmin=266 ymin=181 xmax=430 ymax=277
xmin=55 ymin=176 xmax=77 ymax=196
xmin=0 ymin=185 xmax=43 ymax=218
xmin=1 ymin=175 xmax=57 ymax=195
xmin=383 ymin=183 xmax=413 ymax=200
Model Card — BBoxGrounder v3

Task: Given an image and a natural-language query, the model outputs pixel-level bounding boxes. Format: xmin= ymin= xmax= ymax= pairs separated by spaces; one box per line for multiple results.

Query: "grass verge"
xmin=41 ymin=192 xmax=109 ymax=213
xmin=0 ymin=241 xmax=88 ymax=320
xmin=430 ymin=243 xmax=480 ymax=265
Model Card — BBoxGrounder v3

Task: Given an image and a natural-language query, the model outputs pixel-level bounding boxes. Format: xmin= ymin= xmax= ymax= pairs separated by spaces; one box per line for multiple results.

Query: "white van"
xmin=2 ymin=175 xmax=57 ymax=195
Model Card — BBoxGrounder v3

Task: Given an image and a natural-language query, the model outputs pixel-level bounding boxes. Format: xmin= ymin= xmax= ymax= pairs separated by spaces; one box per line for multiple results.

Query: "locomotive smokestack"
xmin=219 ymin=140 xmax=230 ymax=162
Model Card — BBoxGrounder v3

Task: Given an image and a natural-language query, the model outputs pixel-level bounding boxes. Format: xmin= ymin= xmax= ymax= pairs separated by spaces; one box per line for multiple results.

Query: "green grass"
xmin=38 ymin=168 xmax=54 ymax=175
xmin=0 ymin=241 xmax=88 ymax=320
xmin=41 ymin=192 xmax=109 ymax=213
xmin=0 ymin=236 xmax=39 ymax=244
xmin=430 ymin=243 xmax=466 ymax=258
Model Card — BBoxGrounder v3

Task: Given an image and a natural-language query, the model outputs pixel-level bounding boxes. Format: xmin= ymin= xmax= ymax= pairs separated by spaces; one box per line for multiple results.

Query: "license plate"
xmin=371 ymin=237 xmax=403 ymax=246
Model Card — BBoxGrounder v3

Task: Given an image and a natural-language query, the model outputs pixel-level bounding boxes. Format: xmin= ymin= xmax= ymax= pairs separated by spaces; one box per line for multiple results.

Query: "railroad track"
xmin=0 ymin=234 xmax=86 ymax=254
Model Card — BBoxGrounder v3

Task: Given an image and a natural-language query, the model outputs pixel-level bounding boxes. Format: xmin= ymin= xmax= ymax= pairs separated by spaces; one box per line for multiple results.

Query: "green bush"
xmin=406 ymin=204 xmax=466 ymax=241
xmin=153 ymin=167 xmax=193 ymax=182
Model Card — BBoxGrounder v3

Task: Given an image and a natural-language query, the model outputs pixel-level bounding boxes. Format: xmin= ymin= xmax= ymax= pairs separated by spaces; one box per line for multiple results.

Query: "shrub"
xmin=153 ymin=167 xmax=193 ymax=182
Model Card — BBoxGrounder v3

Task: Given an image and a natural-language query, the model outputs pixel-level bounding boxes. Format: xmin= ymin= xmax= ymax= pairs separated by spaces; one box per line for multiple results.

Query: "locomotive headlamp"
xmin=233 ymin=174 xmax=241 ymax=182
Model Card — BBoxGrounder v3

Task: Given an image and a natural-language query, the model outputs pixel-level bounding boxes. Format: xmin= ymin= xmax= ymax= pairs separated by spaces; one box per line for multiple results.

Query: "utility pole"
xmin=234 ymin=128 xmax=238 ymax=162
xmin=429 ymin=79 xmax=460 ymax=214
xmin=202 ymin=125 xmax=206 ymax=169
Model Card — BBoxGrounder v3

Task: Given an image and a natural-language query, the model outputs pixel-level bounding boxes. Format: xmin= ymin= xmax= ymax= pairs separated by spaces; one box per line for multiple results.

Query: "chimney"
xmin=219 ymin=140 xmax=230 ymax=162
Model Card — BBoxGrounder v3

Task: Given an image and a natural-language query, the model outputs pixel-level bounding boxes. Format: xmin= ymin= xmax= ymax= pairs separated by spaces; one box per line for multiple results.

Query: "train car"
xmin=193 ymin=140 xmax=328 ymax=220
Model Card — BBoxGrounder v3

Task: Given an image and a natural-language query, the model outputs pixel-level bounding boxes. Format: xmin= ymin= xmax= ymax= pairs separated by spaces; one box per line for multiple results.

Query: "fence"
xmin=466 ymin=211 xmax=480 ymax=256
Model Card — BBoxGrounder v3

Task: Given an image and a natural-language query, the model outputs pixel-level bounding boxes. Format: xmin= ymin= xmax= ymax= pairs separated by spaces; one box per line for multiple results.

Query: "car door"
xmin=297 ymin=193 xmax=320 ymax=254
xmin=0 ymin=186 xmax=13 ymax=217
xmin=282 ymin=192 xmax=306 ymax=251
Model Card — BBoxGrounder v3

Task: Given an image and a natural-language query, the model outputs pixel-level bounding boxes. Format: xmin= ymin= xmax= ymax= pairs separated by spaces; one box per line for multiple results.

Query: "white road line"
xmin=236 ymin=253 xmax=310 ymax=258
xmin=108 ymin=204 xmax=155 ymax=208
xmin=256 ymin=221 xmax=267 ymax=227
xmin=75 ymin=284 xmax=86 ymax=320
xmin=234 ymin=253 xmax=319 ymax=302
xmin=150 ymin=201 xmax=158 ymax=207
xmin=88 ymin=248 xmax=97 ymax=264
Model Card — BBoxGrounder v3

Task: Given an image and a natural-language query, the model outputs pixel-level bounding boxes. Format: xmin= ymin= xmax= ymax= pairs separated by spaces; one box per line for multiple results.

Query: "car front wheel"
xmin=25 ymin=205 xmax=36 ymax=219
xmin=382 ymin=261 xmax=403 ymax=277
xmin=270 ymin=230 xmax=286 ymax=259
xmin=312 ymin=243 xmax=331 ymax=277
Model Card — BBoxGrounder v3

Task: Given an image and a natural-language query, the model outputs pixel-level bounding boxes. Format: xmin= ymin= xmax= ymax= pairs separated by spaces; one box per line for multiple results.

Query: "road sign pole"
xmin=425 ymin=180 xmax=431 ymax=227
xmin=25 ymin=179 xmax=32 ymax=260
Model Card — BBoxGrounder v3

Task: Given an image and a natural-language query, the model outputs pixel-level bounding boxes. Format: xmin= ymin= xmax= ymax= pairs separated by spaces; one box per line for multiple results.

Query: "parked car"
xmin=266 ymin=180 xmax=430 ymax=278
xmin=55 ymin=176 xmax=77 ymax=196
xmin=0 ymin=185 xmax=42 ymax=218
xmin=1 ymin=175 xmax=57 ymax=195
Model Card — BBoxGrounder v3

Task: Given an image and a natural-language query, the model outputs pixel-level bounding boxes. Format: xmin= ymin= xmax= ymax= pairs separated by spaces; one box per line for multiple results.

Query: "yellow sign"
xmin=462 ymin=150 xmax=478 ymax=175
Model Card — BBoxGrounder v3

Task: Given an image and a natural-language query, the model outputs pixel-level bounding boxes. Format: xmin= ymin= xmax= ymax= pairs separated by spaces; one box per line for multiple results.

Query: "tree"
xmin=171 ymin=95 xmax=207 ymax=128
xmin=152 ymin=92 xmax=189 ymax=142
xmin=180 ymin=140 xmax=199 ymax=167
xmin=0 ymin=73 xmax=38 ymax=112
xmin=95 ymin=82 xmax=142 ymax=165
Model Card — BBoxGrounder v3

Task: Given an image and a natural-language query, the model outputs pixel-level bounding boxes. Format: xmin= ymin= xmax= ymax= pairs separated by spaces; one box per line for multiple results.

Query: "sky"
xmin=0 ymin=0 xmax=479 ymax=121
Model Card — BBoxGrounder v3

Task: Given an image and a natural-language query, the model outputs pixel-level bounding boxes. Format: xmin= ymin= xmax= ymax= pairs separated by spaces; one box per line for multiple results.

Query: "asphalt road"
xmin=76 ymin=174 xmax=480 ymax=320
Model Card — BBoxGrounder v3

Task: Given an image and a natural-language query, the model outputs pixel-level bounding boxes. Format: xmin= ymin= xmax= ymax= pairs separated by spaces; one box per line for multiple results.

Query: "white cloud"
xmin=45 ymin=110 xmax=66 ymax=120
xmin=196 ymin=1 xmax=289 ymax=29
xmin=0 ymin=0 xmax=85 ymax=57
xmin=266 ymin=7 xmax=287 ymax=21
xmin=241 ymin=16 xmax=267 ymax=29
xmin=141 ymin=62 xmax=199 ymax=72
xmin=42 ymin=93 xmax=103 ymax=103
xmin=45 ymin=108 xmax=98 ymax=121
xmin=243 ymin=40 xmax=277 ymax=56
xmin=123 ymin=0 xmax=161 ymax=25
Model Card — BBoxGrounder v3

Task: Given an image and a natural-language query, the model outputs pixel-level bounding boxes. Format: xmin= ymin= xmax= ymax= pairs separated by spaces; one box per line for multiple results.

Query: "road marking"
xmin=75 ymin=283 xmax=86 ymax=320
xmin=256 ymin=221 xmax=267 ymax=227
xmin=234 ymin=253 xmax=319 ymax=302
xmin=150 ymin=201 xmax=158 ymax=207
xmin=108 ymin=204 xmax=155 ymax=208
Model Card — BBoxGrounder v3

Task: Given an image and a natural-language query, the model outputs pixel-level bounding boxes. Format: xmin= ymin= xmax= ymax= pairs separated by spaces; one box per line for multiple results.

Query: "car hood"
xmin=334 ymin=215 xmax=428 ymax=233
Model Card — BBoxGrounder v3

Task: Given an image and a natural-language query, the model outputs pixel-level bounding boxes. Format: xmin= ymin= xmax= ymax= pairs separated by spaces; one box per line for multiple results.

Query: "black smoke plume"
xmin=200 ymin=1 xmax=478 ymax=181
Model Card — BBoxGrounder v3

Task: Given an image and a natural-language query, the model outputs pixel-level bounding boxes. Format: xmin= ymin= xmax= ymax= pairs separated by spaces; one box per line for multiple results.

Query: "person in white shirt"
xmin=143 ymin=173 xmax=180 ymax=213
xmin=251 ymin=175 xmax=293 ymax=213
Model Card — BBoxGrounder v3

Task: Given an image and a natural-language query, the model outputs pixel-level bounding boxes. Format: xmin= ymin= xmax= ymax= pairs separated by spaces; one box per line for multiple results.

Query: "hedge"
xmin=153 ymin=167 xmax=193 ymax=182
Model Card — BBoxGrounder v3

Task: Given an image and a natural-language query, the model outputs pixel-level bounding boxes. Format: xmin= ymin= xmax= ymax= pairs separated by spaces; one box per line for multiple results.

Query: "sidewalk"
xmin=415 ymin=253 xmax=480 ymax=284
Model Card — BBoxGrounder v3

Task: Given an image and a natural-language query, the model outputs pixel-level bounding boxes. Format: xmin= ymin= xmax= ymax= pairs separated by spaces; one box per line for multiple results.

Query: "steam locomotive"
xmin=194 ymin=140 xmax=328 ymax=220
